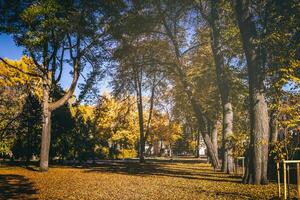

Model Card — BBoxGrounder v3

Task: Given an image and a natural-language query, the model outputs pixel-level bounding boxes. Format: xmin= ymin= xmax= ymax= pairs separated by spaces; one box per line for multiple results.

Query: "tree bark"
xmin=144 ymin=74 xmax=156 ymax=142
xmin=190 ymin=97 xmax=220 ymax=168
xmin=39 ymin=58 xmax=80 ymax=171
xmin=137 ymin=95 xmax=145 ymax=162
xmin=135 ymin=70 xmax=145 ymax=163
xmin=222 ymin=102 xmax=234 ymax=173
xmin=175 ymin=67 xmax=220 ymax=168
xmin=40 ymin=75 xmax=52 ymax=171
xmin=235 ymin=0 xmax=270 ymax=184
xmin=157 ymin=3 xmax=220 ymax=168
xmin=209 ymin=0 xmax=234 ymax=174
xmin=211 ymin=120 xmax=219 ymax=161
xmin=269 ymin=111 xmax=278 ymax=143
xmin=196 ymin=129 xmax=200 ymax=158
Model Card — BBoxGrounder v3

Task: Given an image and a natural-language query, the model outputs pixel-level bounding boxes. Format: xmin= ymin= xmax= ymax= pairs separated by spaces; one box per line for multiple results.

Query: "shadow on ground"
xmin=79 ymin=159 xmax=242 ymax=183
xmin=0 ymin=174 xmax=38 ymax=200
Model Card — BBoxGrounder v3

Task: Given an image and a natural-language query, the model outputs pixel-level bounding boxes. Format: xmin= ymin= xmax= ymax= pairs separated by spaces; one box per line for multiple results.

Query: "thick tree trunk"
xmin=244 ymin=92 xmax=269 ymax=184
xmin=38 ymin=58 xmax=79 ymax=171
xmin=255 ymin=92 xmax=269 ymax=184
xmin=209 ymin=0 xmax=234 ymax=174
xmin=40 ymin=79 xmax=52 ymax=172
xmin=222 ymin=102 xmax=234 ymax=173
xmin=235 ymin=0 xmax=270 ymax=184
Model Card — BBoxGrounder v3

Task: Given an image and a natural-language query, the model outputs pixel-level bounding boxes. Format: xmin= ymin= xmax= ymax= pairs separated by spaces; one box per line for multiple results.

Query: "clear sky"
xmin=0 ymin=34 xmax=24 ymax=59
xmin=0 ymin=33 xmax=110 ymax=97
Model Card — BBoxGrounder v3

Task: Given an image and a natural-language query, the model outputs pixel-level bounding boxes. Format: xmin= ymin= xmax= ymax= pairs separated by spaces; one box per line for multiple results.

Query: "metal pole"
xmin=284 ymin=161 xmax=287 ymax=200
xmin=297 ymin=163 xmax=300 ymax=200
xmin=277 ymin=162 xmax=281 ymax=198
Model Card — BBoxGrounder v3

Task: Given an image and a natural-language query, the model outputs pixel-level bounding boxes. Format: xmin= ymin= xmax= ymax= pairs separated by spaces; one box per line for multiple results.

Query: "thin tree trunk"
xmin=137 ymin=97 xmax=145 ymax=162
xmin=26 ymin=117 xmax=32 ymax=166
xmin=26 ymin=99 xmax=32 ymax=166
xmin=160 ymin=138 xmax=163 ymax=156
xmin=144 ymin=74 xmax=156 ymax=142
xmin=211 ymin=120 xmax=219 ymax=161
xmin=196 ymin=129 xmax=200 ymax=158
xmin=136 ymin=73 xmax=145 ymax=163
xmin=269 ymin=112 xmax=278 ymax=143
xmin=146 ymin=143 xmax=153 ymax=156
xmin=235 ymin=0 xmax=269 ymax=184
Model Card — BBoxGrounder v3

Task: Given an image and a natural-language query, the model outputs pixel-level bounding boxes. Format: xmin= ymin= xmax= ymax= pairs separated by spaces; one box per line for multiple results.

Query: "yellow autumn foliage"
xmin=0 ymin=56 xmax=42 ymax=98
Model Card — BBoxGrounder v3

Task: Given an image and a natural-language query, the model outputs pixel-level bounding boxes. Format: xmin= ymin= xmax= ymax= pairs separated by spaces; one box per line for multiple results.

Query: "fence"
xmin=277 ymin=160 xmax=300 ymax=199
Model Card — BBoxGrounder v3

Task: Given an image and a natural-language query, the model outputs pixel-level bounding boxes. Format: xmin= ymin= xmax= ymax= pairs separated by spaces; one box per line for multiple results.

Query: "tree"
xmin=93 ymin=93 xmax=139 ymax=159
xmin=0 ymin=57 xmax=41 ymax=159
xmin=0 ymin=0 xmax=108 ymax=171
xmin=234 ymin=0 xmax=270 ymax=184
xmin=207 ymin=0 xmax=234 ymax=173
xmin=149 ymin=0 xmax=220 ymax=168
xmin=13 ymin=92 xmax=41 ymax=164
xmin=112 ymin=35 xmax=168 ymax=162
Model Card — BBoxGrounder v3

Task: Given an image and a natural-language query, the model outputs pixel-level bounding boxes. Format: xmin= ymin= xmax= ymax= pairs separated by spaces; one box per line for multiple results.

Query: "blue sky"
xmin=0 ymin=34 xmax=24 ymax=59
xmin=1 ymin=33 xmax=296 ymax=98
xmin=0 ymin=33 xmax=110 ymax=97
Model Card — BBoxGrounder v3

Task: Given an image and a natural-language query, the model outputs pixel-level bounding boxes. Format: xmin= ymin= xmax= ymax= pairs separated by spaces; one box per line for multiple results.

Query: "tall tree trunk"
xmin=209 ymin=0 xmax=234 ymax=174
xmin=137 ymin=96 xmax=145 ymax=162
xmin=211 ymin=120 xmax=219 ymax=161
xmin=222 ymin=102 xmax=234 ymax=173
xmin=158 ymin=3 xmax=219 ymax=168
xmin=191 ymin=98 xmax=220 ymax=168
xmin=235 ymin=0 xmax=269 ymax=184
xmin=40 ymin=76 xmax=52 ymax=171
xmin=176 ymin=69 xmax=220 ymax=168
xmin=136 ymin=74 xmax=145 ymax=163
xmin=39 ymin=57 xmax=79 ymax=171
xmin=144 ymin=74 xmax=156 ymax=151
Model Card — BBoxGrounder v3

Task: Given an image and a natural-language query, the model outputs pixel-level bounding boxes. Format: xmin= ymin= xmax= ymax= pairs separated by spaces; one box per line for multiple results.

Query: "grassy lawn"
xmin=0 ymin=158 xmax=298 ymax=200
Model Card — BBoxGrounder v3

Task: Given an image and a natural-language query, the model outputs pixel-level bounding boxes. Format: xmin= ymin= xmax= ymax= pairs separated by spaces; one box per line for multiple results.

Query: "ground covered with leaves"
xmin=0 ymin=158 xmax=298 ymax=200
